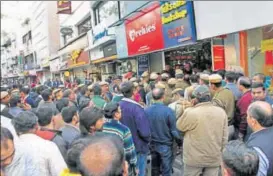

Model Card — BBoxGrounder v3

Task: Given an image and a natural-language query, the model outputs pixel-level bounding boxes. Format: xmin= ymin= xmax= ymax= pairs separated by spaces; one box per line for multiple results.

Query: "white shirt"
xmin=0 ymin=115 xmax=18 ymax=141
xmin=17 ymin=133 xmax=67 ymax=176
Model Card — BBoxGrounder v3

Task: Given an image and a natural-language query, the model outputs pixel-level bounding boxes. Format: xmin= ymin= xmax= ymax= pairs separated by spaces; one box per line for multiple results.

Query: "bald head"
xmin=152 ymin=88 xmax=165 ymax=101
xmin=247 ymin=101 xmax=273 ymax=128
xmin=79 ymin=133 xmax=124 ymax=176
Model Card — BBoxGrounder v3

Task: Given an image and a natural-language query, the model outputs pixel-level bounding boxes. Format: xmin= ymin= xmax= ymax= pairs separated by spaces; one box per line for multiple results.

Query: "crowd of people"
xmin=0 ymin=66 xmax=273 ymax=176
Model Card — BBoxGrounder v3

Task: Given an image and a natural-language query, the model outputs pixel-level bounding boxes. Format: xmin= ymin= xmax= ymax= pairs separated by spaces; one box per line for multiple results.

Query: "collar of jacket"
xmin=194 ymin=102 xmax=212 ymax=108
xmin=122 ymin=97 xmax=144 ymax=108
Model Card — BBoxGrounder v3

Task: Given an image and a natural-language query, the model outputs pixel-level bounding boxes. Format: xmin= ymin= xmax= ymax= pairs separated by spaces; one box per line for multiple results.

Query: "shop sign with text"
xmin=67 ymin=50 xmax=90 ymax=68
xmin=137 ymin=55 xmax=149 ymax=76
xmin=57 ymin=1 xmax=72 ymax=14
xmin=125 ymin=2 xmax=164 ymax=56
xmin=160 ymin=1 xmax=196 ymax=48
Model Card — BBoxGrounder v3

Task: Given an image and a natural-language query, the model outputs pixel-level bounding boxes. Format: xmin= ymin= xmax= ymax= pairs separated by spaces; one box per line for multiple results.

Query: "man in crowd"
xmin=225 ymin=71 xmax=242 ymax=101
xmin=78 ymin=133 xmax=128 ymax=176
xmin=199 ymin=73 xmax=210 ymax=87
xmin=246 ymin=101 xmax=273 ymax=176
xmin=251 ymin=82 xmax=273 ymax=106
xmin=60 ymin=106 xmax=80 ymax=147
xmin=78 ymin=86 xmax=91 ymax=108
xmin=79 ymin=107 xmax=105 ymax=136
xmin=0 ymin=91 xmax=14 ymax=119
xmin=44 ymin=78 xmax=52 ymax=88
xmin=234 ymin=76 xmax=252 ymax=140
xmin=252 ymin=73 xmax=266 ymax=84
xmin=184 ymin=74 xmax=199 ymax=101
xmin=175 ymin=69 xmax=190 ymax=90
xmin=8 ymin=95 xmax=24 ymax=117
xmin=38 ymin=89 xmax=59 ymax=114
xmin=63 ymin=89 xmax=78 ymax=108
xmin=103 ymin=102 xmax=138 ymax=175
xmin=100 ymin=81 xmax=112 ymax=102
xmin=91 ymin=84 xmax=107 ymax=110
xmin=141 ymin=71 xmax=150 ymax=93
xmin=35 ymin=106 xmax=67 ymax=159
xmin=164 ymin=78 xmax=176 ymax=105
xmin=53 ymin=88 xmax=63 ymax=101
xmin=11 ymin=111 xmax=67 ymax=175
xmin=1 ymin=126 xmax=39 ymax=175
xmin=20 ymin=86 xmax=36 ymax=108
xmin=222 ymin=140 xmax=259 ymax=176
xmin=119 ymin=81 xmax=151 ymax=176
xmin=145 ymin=88 xmax=182 ymax=176
xmin=177 ymin=85 xmax=228 ymax=176
xmin=209 ymin=74 xmax=235 ymax=139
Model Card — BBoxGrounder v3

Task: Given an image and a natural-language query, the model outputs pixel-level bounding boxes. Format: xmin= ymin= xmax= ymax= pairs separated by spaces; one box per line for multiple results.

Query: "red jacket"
xmin=235 ymin=90 xmax=252 ymax=135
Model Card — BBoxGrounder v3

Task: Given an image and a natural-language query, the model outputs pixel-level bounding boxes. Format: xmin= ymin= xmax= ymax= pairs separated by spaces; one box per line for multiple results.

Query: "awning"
xmin=92 ymin=55 xmax=117 ymax=64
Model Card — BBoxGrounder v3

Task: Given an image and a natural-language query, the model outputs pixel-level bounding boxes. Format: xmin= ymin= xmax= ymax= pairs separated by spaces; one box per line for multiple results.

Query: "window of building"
xmin=94 ymin=1 xmax=120 ymax=25
xmin=77 ymin=16 xmax=92 ymax=35
xmin=22 ymin=31 xmax=32 ymax=44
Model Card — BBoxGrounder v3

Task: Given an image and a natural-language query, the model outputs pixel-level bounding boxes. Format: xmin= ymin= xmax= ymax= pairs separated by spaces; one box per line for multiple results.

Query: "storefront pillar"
xmin=239 ymin=31 xmax=249 ymax=76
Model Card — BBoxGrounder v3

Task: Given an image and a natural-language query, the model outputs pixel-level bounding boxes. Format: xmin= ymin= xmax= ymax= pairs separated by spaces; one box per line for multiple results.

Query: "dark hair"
xmin=251 ymin=82 xmax=265 ymax=91
xmin=93 ymin=84 xmax=102 ymax=96
xmin=36 ymin=85 xmax=46 ymax=95
xmin=217 ymin=69 xmax=226 ymax=79
xmin=1 ymin=126 xmax=14 ymax=148
xmin=120 ymin=81 xmax=134 ymax=98
xmin=104 ymin=102 xmax=119 ymax=119
xmin=238 ymin=76 xmax=251 ymax=89
xmin=253 ymin=73 xmax=266 ymax=83
xmin=41 ymin=89 xmax=52 ymax=101
xmin=12 ymin=111 xmax=38 ymax=134
xmin=152 ymin=88 xmax=165 ymax=100
xmin=176 ymin=73 xmax=184 ymax=79
xmin=212 ymin=82 xmax=222 ymax=88
xmin=248 ymin=102 xmax=273 ymax=127
xmin=56 ymin=98 xmax=69 ymax=112
xmin=79 ymin=133 xmax=124 ymax=176
xmin=79 ymin=107 xmax=104 ymax=135
xmin=76 ymin=79 xmax=81 ymax=85
xmin=63 ymin=89 xmax=72 ymax=98
xmin=235 ymin=72 xmax=244 ymax=82
xmin=79 ymin=99 xmax=91 ymax=112
xmin=62 ymin=106 xmax=78 ymax=123
xmin=20 ymin=87 xmax=30 ymax=95
xmin=36 ymin=106 xmax=54 ymax=126
xmin=9 ymin=95 xmax=21 ymax=107
xmin=197 ymin=95 xmax=211 ymax=103
xmin=189 ymin=74 xmax=198 ymax=83
xmin=80 ymin=86 xmax=89 ymax=95
xmin=223 ymin=140 xmax=259 ymax=176
xmin=225 ymin=71 xmax=236 ymax=83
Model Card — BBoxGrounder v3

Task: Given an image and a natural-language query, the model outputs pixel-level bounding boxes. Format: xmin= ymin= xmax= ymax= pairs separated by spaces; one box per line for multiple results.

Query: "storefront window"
xmin=77 ymin=16 xmax=91 ymax=35
xmin=94 ymin=1 xmax=120 ymax=25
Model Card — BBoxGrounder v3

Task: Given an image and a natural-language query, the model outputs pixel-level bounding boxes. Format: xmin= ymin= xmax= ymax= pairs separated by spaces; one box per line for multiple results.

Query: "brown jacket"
xmin=175 ymin=80 xmax=190 ymax=90
xmin=176 ymin=102 xmax=228 ymax=167
xmin=168 ymin=99 xmax=192 ymax=119
xmin=212 ymin=88 xmax=235 ymax=125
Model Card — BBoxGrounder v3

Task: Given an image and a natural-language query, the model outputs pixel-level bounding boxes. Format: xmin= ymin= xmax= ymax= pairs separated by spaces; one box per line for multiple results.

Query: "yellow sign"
xmin=58 ymin=0 xmax=69 ymax=6
xmin=64 ymin=71 xmax=70 ymax=77
xmin=71 ymin=49 xmax=82 ymax=64
xmin=161 ymin=1 xmax=186 ymax=14
xmin=261 ymin=39 xmax=273 ymax=53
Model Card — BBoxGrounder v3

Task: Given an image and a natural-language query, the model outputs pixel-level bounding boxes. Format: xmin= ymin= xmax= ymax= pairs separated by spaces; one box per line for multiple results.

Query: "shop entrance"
xmin=164 ymin=40 xmax=212 ymax=75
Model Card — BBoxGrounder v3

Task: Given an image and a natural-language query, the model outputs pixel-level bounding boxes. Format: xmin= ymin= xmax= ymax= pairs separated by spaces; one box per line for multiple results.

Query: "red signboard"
xmin=57 ymin=1 xmax=72 ymax=14
xmin=67 ymin=50 xmax=90 ymax=68
xmin=125 ymin=2 xmax=164 ymax=56
xmin=213 ymin=45 xmax=225 ymax=70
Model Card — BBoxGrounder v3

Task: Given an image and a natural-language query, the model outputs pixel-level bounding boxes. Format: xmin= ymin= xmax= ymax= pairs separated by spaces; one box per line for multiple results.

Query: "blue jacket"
xmin=225 ymin=82 xmax=242 ymax=101
xmin=120 ymin=98 xmax=150 ymax=154
xmin=145 ymin=102 xmax=180 ymax=146
xmin=265 ymin=96 xmax=273 ymax=106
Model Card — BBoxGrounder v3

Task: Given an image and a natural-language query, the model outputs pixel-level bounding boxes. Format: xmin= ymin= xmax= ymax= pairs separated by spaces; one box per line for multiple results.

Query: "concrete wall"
xmin=194 ymin=1 xmax=273 ymax=39
xmin=149 ymin=52 xmax=163 ymax=73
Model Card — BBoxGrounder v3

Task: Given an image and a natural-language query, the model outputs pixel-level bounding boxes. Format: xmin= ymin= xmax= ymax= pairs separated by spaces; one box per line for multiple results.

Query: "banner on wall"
xmin=160 ymin=1 xmax=196 ymax=48
xmin=125 ymin=2 xmax=164 ymax=56
xmin=137 ymin=55 xmax=150 ymax=76
xmin=57 ymin=1 xmax=72 ymax=14
xmin=213 ymin=45 xmax=225 ymax=70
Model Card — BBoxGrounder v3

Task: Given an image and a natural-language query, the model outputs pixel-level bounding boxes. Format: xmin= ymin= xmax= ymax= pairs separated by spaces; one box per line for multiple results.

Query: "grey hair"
xmin=223 ymin=140 xmax=259 ymax=176
xmin=248 ymin=101 xmax=273 ymax=127
xmin=12 ymin=111 xmax=38 ymax=135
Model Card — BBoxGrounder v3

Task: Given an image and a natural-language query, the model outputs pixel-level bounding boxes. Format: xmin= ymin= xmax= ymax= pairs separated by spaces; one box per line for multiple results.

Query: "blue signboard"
xmin=137 ymin=55 xmax=149 ymax=76
xmin=160 ymin=1 xmax=196 ymax=48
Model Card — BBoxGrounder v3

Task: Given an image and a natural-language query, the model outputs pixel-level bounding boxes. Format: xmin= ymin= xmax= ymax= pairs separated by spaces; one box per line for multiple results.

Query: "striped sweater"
xmin=103 ymin=119 xmax=137 ymax=166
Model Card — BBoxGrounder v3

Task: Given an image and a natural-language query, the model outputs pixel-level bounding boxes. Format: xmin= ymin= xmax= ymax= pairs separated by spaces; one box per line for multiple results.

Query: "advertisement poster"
xmin=125 ymin=2 xmax=164 ymax=56
xmin=160 ymin=1 xmax=196 ymax=48
xmin=213 ymin=45 xmax=225 ymax=70
xmin=137 ymin=55 xmax=150 ymax=76
xmin=57 ymin=1 xmax=72 ymax=14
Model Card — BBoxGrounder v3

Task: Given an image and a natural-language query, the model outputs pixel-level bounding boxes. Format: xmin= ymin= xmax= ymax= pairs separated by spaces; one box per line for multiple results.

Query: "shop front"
xmin=86 ymin=21 xmax=118 ymax=81
xmin=49 ymin=57 xmax=61 ymax=80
